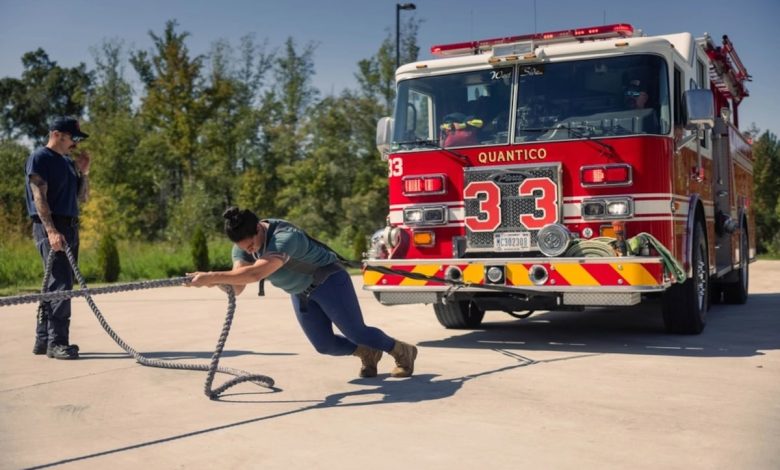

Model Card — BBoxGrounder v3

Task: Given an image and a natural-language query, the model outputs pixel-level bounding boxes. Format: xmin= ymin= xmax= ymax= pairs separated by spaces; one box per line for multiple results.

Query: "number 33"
xmin=464 ymin=178 xmax=558 ymax=231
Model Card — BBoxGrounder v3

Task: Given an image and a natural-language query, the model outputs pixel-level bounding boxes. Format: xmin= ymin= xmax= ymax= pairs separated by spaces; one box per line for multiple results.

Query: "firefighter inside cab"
xmin=439 ymin=75 xmax=511 ymax=147
xmin=624 ymin=79 xmax=650 ymax=109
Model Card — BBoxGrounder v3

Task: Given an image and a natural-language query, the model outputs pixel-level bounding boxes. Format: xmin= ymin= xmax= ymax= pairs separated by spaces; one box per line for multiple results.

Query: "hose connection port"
xmin=528 ymin=264 xmax=549 ymax=285
xmin=445 ymin=266 xmax=463 ymax=282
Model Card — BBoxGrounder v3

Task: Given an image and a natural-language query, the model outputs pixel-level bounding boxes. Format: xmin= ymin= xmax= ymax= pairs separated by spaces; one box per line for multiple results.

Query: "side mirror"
xmin=683 ymin=88 xmax=715 ymax=130
xmin=376 ymin=117 xmax=394 ymax=160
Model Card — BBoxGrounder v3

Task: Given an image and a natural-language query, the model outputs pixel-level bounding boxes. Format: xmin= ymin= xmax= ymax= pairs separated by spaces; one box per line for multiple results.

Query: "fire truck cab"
xmin=367 ymin=24 xmax=754 ymax=334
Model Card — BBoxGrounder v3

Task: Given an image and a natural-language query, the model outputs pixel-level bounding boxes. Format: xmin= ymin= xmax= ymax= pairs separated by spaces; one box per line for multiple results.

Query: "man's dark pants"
xmin=33 ymin=219 xmax=79 ymax=346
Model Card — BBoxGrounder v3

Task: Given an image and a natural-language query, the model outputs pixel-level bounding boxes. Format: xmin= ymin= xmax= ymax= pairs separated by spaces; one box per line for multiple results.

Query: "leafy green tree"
xmin=355 ymin=37 xmax=396 ymax=116
xmin=198 ymin=36 xmax=272 ymax=212
xmin=89 ymin=39 xmax=133 ymax=117
xmin=190 ymin=226 xmax=209 ymax=270
xmin=753 ymin=130 xmax=780 ymax=253
xmin=0 ymin=140 xmax=30 ymax=238
xmin=334 ymin=18 xmax=422 ymax=253
xmin=81 ymin=40 xmax=147 ymax=241
xmin=237 ymin=166 xmax=274 ymax=216
xmin=97 ymin=234 xmax=121 ymax=282
xmin=280 ymin=96 xmax=357 ymax=236
xmin=168 ymin=181 xmax=218 ymax=242
xmin=0 ymin=49 xmax=92 ymax=143
xmin=244 ymin=37 xmax=318 ymax=217
xmin=355 ymin=17 xmax=421 ymax=115
xmin=400 ymin=17 xmax=422 ymax=70
xmin=130 ymin=20 xmax=205 ymax=202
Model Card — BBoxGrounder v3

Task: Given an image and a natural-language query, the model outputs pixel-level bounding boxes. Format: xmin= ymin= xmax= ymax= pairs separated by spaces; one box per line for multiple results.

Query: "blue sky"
xmin=1 ymin=0 xmax=778 ymax=135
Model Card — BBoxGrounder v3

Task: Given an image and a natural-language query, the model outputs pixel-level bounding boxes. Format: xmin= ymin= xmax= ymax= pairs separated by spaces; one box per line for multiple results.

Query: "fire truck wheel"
xmin=710 ymin=285 xmax=723 ymax=304
xmin=662 ymin=221 xmax=709 ymax=334
xmin=723 ymin=227 xmax=749 ymax=304
xmin=433 ymin=300 xmax=486 ymax=329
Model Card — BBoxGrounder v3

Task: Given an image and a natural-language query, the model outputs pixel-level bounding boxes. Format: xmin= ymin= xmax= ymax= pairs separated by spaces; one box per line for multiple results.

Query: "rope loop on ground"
xmin=3 ymin=244 xmax=275 ymax=399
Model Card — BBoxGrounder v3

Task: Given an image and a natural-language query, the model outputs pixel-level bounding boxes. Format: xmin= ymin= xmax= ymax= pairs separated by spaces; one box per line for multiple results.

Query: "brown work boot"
xmin=353 ymin=345 xmax=383 ymax=378
xmin=389 ymin=340 xmax=418 ymax=378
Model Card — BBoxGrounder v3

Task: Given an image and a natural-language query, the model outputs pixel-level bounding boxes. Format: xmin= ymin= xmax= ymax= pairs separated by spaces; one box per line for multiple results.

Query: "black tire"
xmin=723 ymin=227 xmax=749 ymax=304
xmin=433 ymin=300 xmax=486 ymax=329
xmin=662 ymin=221 xmax=709 ymax=334
xmin=710 ymin=285 xmax=723 ymax=304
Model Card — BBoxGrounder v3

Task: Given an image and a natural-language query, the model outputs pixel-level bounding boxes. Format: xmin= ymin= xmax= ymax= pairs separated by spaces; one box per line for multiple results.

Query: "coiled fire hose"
xmin=564 ymin=234 xmax=685 ymax=283
xmin=564 ymin=237 xmax=619 ymax=257
xmin=0 ymin=244 xmax=275 ymax=399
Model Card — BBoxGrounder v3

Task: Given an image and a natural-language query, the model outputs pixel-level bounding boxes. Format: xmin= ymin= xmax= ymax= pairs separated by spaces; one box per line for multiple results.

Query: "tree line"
xmin=1 ymin=19 xmax=779 ymax=258
xmin=0 ymin=19 xmax=421 ymax=259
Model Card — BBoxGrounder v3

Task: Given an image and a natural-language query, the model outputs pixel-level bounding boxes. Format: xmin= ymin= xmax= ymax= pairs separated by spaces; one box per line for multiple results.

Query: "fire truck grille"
xmin=463 ymin=164 xmax=560 ymax=252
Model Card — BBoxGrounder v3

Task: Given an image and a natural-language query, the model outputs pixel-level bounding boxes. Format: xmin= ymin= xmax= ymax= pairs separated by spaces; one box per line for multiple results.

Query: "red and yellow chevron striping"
xmin=363 ymin=261 xmax=664 ymax=288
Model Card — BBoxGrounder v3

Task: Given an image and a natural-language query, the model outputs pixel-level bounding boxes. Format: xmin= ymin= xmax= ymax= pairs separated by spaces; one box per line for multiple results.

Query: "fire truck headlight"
xmin=403 ymin=208 xmax=424 ymax=224
xmin=582 ymin=198 xmax=633 ymax=219
xmin=403 ymin=206 xmax=447 ymax=226
xmin=606 ymin=199 xmax=632 ymax=217
xmin=537 ymin=224 xmax=571 ymax=257
xmin=423 ymin=206 xmax=447 ymax=224
xmin=582 ymin=200 xmax=606 ymax=218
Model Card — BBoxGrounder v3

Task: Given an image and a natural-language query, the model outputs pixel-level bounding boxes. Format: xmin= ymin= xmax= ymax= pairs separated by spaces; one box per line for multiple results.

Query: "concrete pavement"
xmin=1 ymin=262 xmax=779 ymax=469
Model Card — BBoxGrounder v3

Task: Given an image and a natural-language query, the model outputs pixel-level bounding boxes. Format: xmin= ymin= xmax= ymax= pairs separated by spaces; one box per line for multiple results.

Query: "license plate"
xmin=493 ymin=232 xmax=532 ymax=252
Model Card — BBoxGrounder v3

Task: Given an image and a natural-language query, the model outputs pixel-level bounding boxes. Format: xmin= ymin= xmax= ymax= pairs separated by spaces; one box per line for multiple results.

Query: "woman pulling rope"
xmin=187 ymin=207 xmax=419 ymax=379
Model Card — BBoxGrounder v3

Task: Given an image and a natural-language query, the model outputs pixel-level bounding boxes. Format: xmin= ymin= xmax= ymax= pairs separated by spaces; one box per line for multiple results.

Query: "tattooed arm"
xmin=29 ymin=173 xmax=65 ymax=251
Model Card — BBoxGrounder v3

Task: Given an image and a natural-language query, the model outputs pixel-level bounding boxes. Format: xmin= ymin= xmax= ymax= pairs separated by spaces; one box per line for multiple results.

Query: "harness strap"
xmin=256 ymin=220 xmax=344 ymax=297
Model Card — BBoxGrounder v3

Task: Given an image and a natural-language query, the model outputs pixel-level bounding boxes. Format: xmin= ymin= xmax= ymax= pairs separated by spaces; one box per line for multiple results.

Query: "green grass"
xmin=0 ymin=237 xmax=234 ymax=296
xmin=0 ymin=233 xmax=363 ymax=296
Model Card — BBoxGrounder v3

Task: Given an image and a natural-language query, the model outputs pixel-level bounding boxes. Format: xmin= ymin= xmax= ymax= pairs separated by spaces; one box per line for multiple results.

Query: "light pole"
xmin=396 ymin=3 xmax=416 ymax=70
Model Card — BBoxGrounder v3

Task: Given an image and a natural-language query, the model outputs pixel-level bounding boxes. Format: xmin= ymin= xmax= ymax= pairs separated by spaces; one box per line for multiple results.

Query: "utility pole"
xmin=396 ymin=3 xmax=417 ymax=70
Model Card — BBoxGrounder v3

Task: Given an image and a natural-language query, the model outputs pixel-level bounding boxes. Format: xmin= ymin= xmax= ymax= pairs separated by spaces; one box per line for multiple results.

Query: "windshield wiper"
xmin=565 ymin=125 xmax=617 ymax=156
xmin=394 ymin=139 xmax=471 ymax=166
xmin=516 ymin=127 xmax=554 ymax=133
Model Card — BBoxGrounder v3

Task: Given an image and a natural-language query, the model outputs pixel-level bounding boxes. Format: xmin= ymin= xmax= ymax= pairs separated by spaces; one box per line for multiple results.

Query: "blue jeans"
xmin=33 ymin=220 xmax=79 ymax=346
xmin=291 ymin=270 xmax=395 ymax=356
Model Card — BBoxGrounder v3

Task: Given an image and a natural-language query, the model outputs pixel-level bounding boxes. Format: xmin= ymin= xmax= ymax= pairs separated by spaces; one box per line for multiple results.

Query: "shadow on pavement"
xmin=25 ymin=351 xmax=590 ymax=469
xmin=418 ymin=292 xmax=780 ymax=358
xmin=22 ymin=294 xmax=778 ymax=469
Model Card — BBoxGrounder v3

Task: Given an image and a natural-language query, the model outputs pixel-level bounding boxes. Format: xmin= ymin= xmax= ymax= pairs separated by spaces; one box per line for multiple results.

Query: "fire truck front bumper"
xmin=363 ymin=257 xmax=671 ymax=307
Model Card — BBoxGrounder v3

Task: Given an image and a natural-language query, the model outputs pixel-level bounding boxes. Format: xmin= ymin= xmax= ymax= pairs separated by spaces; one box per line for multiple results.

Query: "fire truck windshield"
xmin=393 ymin=54 xmax=670 ymax=149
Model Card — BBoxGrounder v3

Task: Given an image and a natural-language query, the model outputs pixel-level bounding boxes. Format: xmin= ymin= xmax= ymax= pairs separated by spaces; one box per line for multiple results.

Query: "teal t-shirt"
xmin=231 ymin=219 xmax=337 ymax=294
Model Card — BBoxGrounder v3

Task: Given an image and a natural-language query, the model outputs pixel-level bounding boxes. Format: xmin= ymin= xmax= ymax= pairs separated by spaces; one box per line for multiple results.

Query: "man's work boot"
xmin=353 ymin=345 xmax=383 ymax=378
xmin=46 ymin=344 xmax=79 ymax=360
xmin=33 ymin=339 xmax=47 ymax=355
xmin=389 ymin=340 xmax=418 ymax=378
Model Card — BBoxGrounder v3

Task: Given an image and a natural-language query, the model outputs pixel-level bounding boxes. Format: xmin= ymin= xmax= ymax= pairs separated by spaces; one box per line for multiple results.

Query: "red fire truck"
xmin=366 ymin=23 xmax=754 ymax=334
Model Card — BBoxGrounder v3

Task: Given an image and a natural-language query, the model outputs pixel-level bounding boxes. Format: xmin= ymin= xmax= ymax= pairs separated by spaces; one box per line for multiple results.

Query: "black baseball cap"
xmin=49 ymin=116 xmax=89 ymax=141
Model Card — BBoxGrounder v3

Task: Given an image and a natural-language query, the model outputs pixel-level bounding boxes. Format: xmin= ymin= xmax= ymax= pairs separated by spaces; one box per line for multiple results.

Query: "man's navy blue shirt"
xmin=25 ymin=147 xmax=79 ymax=217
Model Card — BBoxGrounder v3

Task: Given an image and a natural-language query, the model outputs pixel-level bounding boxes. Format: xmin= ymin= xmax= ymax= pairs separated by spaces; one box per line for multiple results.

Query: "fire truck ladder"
xmin=702 ymin=34 xmax=752 ymax=105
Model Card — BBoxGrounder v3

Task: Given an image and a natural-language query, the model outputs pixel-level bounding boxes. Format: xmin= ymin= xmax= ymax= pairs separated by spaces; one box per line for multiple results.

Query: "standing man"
xmin=25 ymin=116 xmax=90 ymax=359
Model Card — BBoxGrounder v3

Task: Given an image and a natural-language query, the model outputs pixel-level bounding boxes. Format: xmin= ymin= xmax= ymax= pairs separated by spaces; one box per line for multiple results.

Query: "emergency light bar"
xmin=431 ymin=23 xmax=634 ymax=57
